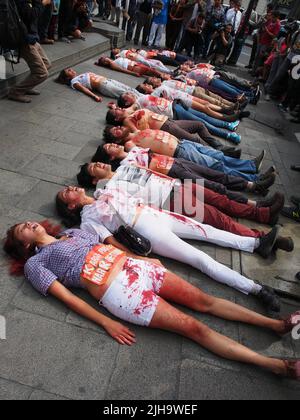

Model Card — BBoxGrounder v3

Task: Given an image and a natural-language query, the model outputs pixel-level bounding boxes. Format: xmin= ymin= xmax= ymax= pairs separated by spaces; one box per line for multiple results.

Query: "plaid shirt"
xmin=24 ymin=229 xmax=99 ymax=296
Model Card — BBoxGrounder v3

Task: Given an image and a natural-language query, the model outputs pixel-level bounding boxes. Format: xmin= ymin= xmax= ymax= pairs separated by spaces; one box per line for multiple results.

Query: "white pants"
xmin=135 ymin=208 xmax=258 ymax=295
xmin=149 ymin=23 xmax=165 ymax=47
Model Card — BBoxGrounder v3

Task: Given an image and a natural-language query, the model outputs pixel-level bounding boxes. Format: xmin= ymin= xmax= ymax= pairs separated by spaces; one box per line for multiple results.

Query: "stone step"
xmin=0 ymin=32 xmax=112 ymax=98
xmin=90 ymin=21 xmax=126 ymax=48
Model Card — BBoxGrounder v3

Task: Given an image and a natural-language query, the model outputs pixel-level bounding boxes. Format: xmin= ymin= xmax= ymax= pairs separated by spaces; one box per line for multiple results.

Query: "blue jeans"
xmin=174 ymin=104 xmax=231 ymax=140
xmin=211 ymin=78 xmax=255 ymax=100
xmin=176 ymin=140 xmax=258 ymax=181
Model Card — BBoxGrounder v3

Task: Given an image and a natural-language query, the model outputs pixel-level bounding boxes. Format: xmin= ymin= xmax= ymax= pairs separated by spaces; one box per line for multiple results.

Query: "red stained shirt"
xmin=260 ymin=20 xmax=281 ymax=46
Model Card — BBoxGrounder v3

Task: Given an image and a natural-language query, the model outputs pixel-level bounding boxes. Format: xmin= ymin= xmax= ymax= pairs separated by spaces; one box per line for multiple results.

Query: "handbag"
xmin=108 ymin=200 xmax=152 ymax=257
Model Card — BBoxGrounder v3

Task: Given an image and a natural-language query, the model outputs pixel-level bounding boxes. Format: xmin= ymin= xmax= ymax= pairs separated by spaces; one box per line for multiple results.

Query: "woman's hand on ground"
xmin=104 ymin=320 xmax=136 ymax=345
xmin=94 ymin=95 xmax=103 ymax=103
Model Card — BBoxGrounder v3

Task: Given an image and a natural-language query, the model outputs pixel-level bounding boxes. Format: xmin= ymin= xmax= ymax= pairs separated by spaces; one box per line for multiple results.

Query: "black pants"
xmin=168 ymin=159 xmax=248 ymax=203
xmin=39 ymin=4 xmax=53 ymax=40
xmin=134 ymin=11 xmax=152 ymax=44
xmin=162 ymin=119 xmax=224 ymax=150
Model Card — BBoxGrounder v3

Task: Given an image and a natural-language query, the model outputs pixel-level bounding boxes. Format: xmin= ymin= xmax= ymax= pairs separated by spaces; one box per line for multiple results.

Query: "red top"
xmin=260 ymin=20 xmax=281 ymax=46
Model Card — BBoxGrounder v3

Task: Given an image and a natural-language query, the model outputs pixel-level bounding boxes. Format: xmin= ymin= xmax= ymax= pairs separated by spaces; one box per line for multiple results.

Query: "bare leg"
xmin=159 ymin=272 xmax=285 ymax=334
xmin=191 ymin=100 xmax=237 ymax=122
xmin=150 ymin=298 xmax=286 ymax=375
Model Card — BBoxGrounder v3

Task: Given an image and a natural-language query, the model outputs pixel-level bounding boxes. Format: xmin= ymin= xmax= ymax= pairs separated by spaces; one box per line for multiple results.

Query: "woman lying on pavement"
xmin=106 ymin=106 xmax=240 ymax=157
xmin=57 ymin=184 xmax=283 ymax=311
xmin=144 ymin=77 xmax=239 ymax=109
xmin=95 ymin=56 xmax=170 ymax=80
xmin=180 ymin=63 xmax=260 ymax=104
xmin=110 ymin=49 xmax=174 ymax=75
xmin=91 ymin=143 xmax=276 ymax=202
xmin=136 ymin=82 xmax=251 ymax=123
xmin=56 ymin=68 xmax=144 ymax=100
xmin=4 ymin=223 xmax=300 ymax=378
xmin=103 ymin=125 xmax=274 ymax=184
xmin=77 ymin=161 xmax=286 ymax=235
xmin=116 ymin=93 xmax=242 ymax=144
xmin=112 ymin=48 xmax=191 ymax=67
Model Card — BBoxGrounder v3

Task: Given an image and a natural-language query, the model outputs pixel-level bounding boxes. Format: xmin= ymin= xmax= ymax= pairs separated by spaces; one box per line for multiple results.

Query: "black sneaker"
xmin=257 ymin=286 xmax=281 ymax=313
xmin=291 ymin=165 xmax=300 ymax=172
xmin=239 ymin=111 xmax=251 ymax=120
xmin=253 ymin=173 xmax=276 ymax=195
xmin=255 ymin=225 xmax=280 ymax=259
xmin=253 ymin=150 xmax=266 ymax=173
xmin=259 ymin=166 xmax=276 ymax=181
xmin=274 ymin=237 xmax=294 ymax=253
xmin=281 ymin=206 xmax=300 ymax=223
xmin=256 ymin=193 xmax=278 ymax=208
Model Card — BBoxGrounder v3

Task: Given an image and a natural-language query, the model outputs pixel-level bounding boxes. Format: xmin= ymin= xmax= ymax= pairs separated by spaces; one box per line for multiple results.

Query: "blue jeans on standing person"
xmin=211 ymin=78 xmax=255 ymax=100
xmin=174 ymin=104 xmax=235 ymax=140
xmin=176 ymin=140 xmax=258 ymax=181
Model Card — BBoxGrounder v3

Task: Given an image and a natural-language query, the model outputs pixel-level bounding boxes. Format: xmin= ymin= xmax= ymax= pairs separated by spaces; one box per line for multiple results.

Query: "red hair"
xmin=3 ymin=220 xmax=62 ymax=276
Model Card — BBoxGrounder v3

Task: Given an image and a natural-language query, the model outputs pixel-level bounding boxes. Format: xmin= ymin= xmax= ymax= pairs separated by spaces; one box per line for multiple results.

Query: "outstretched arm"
xmin=73 ymin=82 xmax=103 ymax=102
xmin=48 ymin=281 xmax=136 ymax=345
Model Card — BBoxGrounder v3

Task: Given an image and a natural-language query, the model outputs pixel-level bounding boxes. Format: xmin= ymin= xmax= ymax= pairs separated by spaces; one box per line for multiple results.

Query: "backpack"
xmin=0 ymin=0 xmax=27 ymax=53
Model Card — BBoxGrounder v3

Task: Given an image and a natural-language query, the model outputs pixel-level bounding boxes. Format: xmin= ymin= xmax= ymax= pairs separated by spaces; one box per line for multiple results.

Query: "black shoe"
xmin=269 ymin=193 xmax=285 ymax=226
xmin=253 ymin=173 xmax=276 ymax=195
xmin=274 ymin=236 xmax=294 ymax=253
xmin=222 ymin=148 xmax=242 ymax=159
xmin=256 ymin=193 xmax=278 ymax=208
xmin=259 ymin=166 xmax=276 ymax=181
xmin=291 ymin=165 xmax=300 ymax=172
xmin=296 ymin=272 xmax=300 ymax=281
xmin=291 ymin=196 xmax=300 ymax=206
xmin=245 ymin=65 xmax=252 ymax=69
xmin=253 ymin=150 xmax=266 ymax=173
xmin=281 ymin=206 xmax=300 ymax=223
xmin=255 ymin=225 xmax=280 ymax=259
xmin=290 ymin=118 xmax=300 ymax=124
xmin=239 ymin=111 xmax=251 ymax=120
xmin=257 ymin=286 xmax=281 ymax=313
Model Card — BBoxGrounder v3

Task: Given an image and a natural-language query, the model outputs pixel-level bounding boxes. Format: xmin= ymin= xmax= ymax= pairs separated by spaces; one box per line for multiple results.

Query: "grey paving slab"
xmin=29 ymin=390 xmax=69 ymax=400
xmin=106 ymin=328 xmax=182 ymax=400
xmin=0 ymin=377 xmax=32 ymax=400
xmin=15 ymin=181 xmax=64 ymax=217
xmin=0 ymin=308 xmax=119 ymax=400
xmin=178 ymin=360 xmax=300 ymax=400
xmin=11 ymin=281 xmax=69 ymax=323
xmin=21 ymin=154 xmax=79 ymax=185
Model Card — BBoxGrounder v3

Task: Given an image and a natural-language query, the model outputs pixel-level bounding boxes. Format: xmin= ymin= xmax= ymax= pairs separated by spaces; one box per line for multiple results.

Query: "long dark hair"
xmin=55 ymin=69 xmax=72 ymax=86
xmin=3 ymin=220 xmax=62 ymax=275
xmin=92 ymin=145 xmax=122 ymax=172
xmin=55 ymin=194 xmax=82 ymax=228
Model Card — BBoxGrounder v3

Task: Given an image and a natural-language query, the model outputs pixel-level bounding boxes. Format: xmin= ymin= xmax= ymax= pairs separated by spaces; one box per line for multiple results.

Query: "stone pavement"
xmin=0 ymin=50 xmax=300 ymax=400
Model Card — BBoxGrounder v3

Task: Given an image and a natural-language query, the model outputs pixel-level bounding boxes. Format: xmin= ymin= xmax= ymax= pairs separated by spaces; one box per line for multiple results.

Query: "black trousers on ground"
xmin=168 ymin=159 xmax=248 ymax=203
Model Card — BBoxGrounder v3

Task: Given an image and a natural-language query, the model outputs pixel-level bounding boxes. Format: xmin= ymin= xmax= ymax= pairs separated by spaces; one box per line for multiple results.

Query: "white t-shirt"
xmin=80 ymin=187 xmax=141 ymax=243
xmin=152 ymin=85 xmax=193 ymax=109
xmin=163 ymin=80 xmax=195 ymax=95
xmin=120 ymin=147 xmax=150 ymax=168
xmin=114 ymin=57 xmax=135 ymax=70
xmin=187 ymin=68 xmax=216 ymax=85
xmin=102 ymin=165 xmax=178 ymax=208
xmin=137 ymin=95 xmax=174 ymax=119
xmin=71 ymin=73 xmax=92 ymax=90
